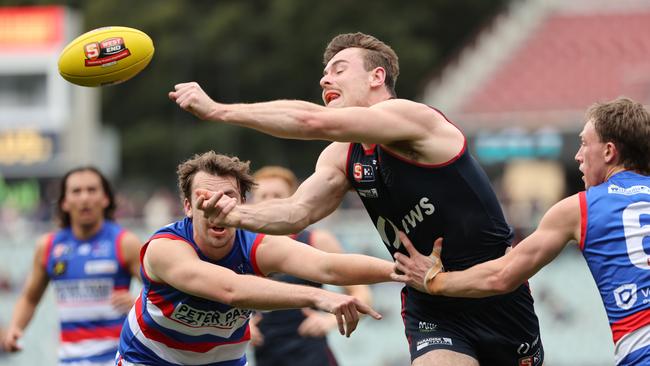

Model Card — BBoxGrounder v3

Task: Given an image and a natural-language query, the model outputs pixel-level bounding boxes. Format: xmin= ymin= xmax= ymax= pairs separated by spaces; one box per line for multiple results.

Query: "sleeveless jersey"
xmin=118 ymin=217 xmax=265 ymax=366
xmin=43 ymin=221 xmax=132 ymax=365
xmin=580 ymin=171 xmax=650 ymax=365
xmin=256 ymin=230 xmax=323 ymax=337
xmin=254 ymin=230 xmax=338 ymax=366
xmin=345 ymin=111 xmax=522 ymax=310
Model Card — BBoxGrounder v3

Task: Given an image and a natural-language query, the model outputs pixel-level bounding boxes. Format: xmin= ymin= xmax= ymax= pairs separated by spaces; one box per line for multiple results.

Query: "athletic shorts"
xmin=254 ymin=336 xmax=337 ymax=366
xmin=402 ymin=285 xmax=544 ymax=366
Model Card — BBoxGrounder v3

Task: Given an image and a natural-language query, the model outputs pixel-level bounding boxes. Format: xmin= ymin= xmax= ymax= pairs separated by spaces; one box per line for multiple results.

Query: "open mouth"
xmin=209 ymin=227 xmax=226 ymax=236
xmin=324 ymin=91 xmax=340 ymax=105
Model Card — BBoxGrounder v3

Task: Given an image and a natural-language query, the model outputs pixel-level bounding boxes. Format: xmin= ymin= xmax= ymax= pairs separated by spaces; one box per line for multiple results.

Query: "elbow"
xmin=316 ymin=254 xmax=345 ymax=286
xmin=218 ymin=283 xmax=240 ymax=306
xmin=182 ymin=268 xmax=239 ymax=305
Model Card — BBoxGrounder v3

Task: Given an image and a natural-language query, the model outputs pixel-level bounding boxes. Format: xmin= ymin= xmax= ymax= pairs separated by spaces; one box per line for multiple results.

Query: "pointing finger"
xmin=355 ymin=302 xmax=382 ymax=320
xmin=398 ymin=231 xmax=419 ymax=257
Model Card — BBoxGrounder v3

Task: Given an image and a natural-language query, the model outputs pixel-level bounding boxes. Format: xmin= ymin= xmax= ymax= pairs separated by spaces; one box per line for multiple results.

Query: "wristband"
xmin=422 ymin=262 xmax=443 ymax=294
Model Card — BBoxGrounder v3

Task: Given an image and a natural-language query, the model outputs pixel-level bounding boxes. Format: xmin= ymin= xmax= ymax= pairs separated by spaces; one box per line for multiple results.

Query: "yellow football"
xmin=58 ymin=26 xmax=154 ymax=87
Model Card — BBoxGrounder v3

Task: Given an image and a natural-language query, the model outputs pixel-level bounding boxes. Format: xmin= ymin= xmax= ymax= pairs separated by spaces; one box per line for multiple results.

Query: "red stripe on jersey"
xmin=42 ymin=233 xmax=55 ymax=269
xmin=150 ymin=233 xmax=189 ymax=242
xmin=115 ymin=230 xmax=128 ymax=269
xmin=60 ymin=324 xmax=122 ymax=342
xmin=579 ymin=191 xmax=587 ymax=251
xmin=146 ymin=289 xmax=176 ymax=317
xmin=250 ymin=234 xmax=266 ymax=276
xmin=400 ymin=289 xmax=410 ymax=349
xmin=612 ymin=308 xmax=650 ymax=343
xmin=138 ymin=243 xmax=160 ymax=284
xmin=363 ymin=144 xmax=376 ymax=156
xmin=134 ymin=296 xmax=251 ymax=352
xmin=378 ymin=107 xmax=467 ymax=168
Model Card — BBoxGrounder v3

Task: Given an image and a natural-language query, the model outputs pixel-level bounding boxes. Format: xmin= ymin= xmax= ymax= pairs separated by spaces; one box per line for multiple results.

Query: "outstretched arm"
xmin=169 ymin=82 xmax=436 ymax=144
xmin=309 ymin=229 xmax=373 ymax=304
xmin=3 ymin=235 xmax=50 ymax=352
xmin=144 ymin=238 xmax=382 ymax=337
xmin=255 ymin=234 xmax=395 ymax=286
xmin=393 ymin=194 xmax=582 ymax=297
xmin=196 ymin=143 xmax=351 ymax=234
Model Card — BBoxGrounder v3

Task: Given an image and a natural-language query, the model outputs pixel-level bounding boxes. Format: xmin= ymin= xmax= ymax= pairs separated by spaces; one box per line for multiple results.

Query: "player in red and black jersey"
xmin=171 ymin=32 xmax=543 ymax=366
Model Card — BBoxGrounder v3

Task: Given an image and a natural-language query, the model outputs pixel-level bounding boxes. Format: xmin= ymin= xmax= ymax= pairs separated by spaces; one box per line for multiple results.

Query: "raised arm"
xmin=143 ymin=238 xmax=382 ymax=336
xmin=393 ymin=194 xmax=582 ymax=298
xmin=3 ymin=235 xmax=50 ymax=352
xmin=196 ymin=143 xmax=351 ymax=234
xmin=255 ymin=234 xmax=395 ymax=286
xmin=169 ymin=82 xmax=435 ymax=144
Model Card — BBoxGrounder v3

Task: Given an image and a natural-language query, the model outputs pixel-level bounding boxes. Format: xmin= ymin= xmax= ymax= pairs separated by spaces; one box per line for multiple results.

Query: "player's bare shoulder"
xmin=372 ymin=98 xmax=440 ymax=123
xmin=317 ymin=142 xmax=351 ymax=169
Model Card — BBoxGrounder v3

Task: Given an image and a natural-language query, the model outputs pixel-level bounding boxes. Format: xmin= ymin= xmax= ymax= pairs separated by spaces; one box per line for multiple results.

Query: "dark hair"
xmin=177 ymin=151 xmax=256 ymax=203
xmin=323 ymin=32 xmax=399 ymax=97
xmin=586 ymin=97 xmax=650 ymax=175
xmin=56 ymin=166 xmax=116 ymax=228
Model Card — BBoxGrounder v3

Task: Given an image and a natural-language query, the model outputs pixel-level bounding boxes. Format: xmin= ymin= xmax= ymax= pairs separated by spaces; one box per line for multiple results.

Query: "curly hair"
xmin=177 ymin=151 xmax=256 ymax=203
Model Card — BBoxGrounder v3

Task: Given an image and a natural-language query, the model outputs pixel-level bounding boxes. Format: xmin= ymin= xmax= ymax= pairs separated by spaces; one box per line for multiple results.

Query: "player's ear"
xmin=60 ymin=198 xmax=70 ymax=213
xmin=603 ymin=141 xmax=617 ymax=164
xmin=183 ymin=197 xmax=192 ymax=217
xmin=369 ymin=66 xmax=386 ymax=88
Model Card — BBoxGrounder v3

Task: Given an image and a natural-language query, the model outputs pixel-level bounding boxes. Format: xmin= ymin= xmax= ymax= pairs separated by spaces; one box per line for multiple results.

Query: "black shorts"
xmin=402 ymin=285 xmax=544 ymax=366
xmin=253 ymin=335 xmax=338 ymax=366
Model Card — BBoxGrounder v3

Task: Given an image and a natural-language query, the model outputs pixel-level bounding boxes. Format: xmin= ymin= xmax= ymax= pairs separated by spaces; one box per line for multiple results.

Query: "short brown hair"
xmin=56 ymin=166 xmax=115 ymax=228
xmin=323 ymin=32 xmax=399 ymax=97
xmin=587 ymin=97 xmax=650 ymax=175
xmin=177 ymin=151 xmax=256 ymax=203
xmin=253 ymin=166 xmax=299 ymax=194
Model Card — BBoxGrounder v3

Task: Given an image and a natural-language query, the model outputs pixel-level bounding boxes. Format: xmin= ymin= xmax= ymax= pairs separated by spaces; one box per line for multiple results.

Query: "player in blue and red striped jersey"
xmin=2 ymin=167 xmax=142 ymax=366
xmin=116 ymin=151 xmax=394 ymax=366
xmin=394 ymin=97 xmax=650 ymax=366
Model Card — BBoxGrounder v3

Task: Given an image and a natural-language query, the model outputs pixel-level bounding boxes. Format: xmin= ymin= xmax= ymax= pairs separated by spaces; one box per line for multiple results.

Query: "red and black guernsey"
xmin=346 ymin=118 xmax=521 ymax=310
xmin=254 ymin=230 xmax=339 ymax=366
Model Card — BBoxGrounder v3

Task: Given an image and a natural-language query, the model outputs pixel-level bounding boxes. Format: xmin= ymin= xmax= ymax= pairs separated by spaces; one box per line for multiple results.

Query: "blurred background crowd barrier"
xmin=3 ymin=0 xmax=650 ymax=364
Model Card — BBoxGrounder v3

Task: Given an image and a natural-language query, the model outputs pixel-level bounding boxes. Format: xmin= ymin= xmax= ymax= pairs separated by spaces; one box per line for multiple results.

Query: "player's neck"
xmin=604 ymin=166 xmax=627 ymax=181
xmin=71 ymin=219 xmax=104 ymax=240
xmin=367 ymin=90 xmax=393 ymax=106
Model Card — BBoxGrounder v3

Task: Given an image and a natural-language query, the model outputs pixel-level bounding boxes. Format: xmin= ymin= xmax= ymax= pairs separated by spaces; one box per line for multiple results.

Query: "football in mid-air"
xmin=58 ymin=26 xmax=154 ymax=87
